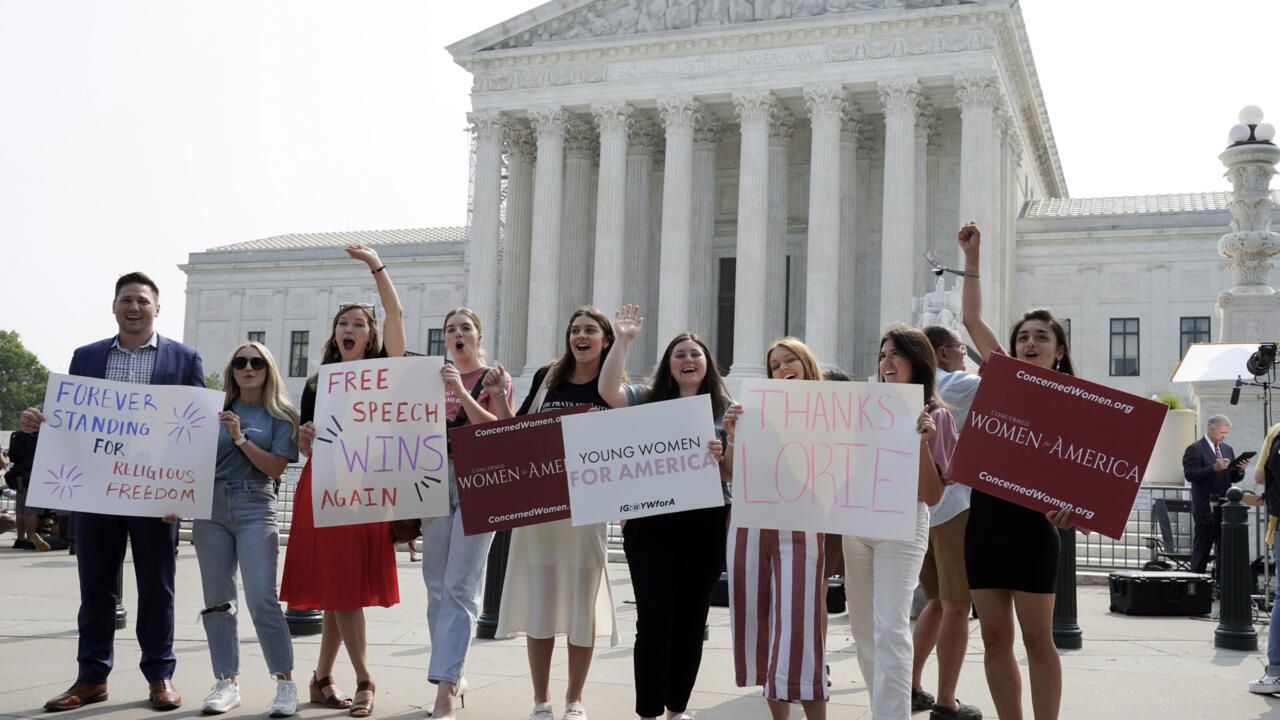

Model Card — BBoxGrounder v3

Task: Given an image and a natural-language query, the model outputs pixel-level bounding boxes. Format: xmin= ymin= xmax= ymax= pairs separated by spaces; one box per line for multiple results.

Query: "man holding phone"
xmin=1182 ymin=415 xmax=1250 ymax=574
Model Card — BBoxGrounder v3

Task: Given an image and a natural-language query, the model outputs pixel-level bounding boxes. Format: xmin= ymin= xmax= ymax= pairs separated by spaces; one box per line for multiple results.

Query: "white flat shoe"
xmin=529 ymin=702 xmax=554 ymax=720
xmin=562 ymin=701 xmax=587 ymax=720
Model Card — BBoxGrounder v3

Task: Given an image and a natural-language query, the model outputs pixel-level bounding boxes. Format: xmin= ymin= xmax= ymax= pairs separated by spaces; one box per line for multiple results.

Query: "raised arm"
xmin=346 ymin=243 xmax=406 ymax=358
xmin=599 ymin=304 xmax=642 ymax=409
xmin=957 ymin=223 xmax=1002 ymax=363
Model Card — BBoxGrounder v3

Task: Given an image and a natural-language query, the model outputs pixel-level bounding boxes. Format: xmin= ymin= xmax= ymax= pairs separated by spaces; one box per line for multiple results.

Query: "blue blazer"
xmin=68 ymin=334 xmax=205 ymax=388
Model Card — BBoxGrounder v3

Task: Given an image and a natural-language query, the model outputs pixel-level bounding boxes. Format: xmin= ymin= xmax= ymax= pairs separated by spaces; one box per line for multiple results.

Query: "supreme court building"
xmin=183 ymin=0 xmax=1265 ymax=405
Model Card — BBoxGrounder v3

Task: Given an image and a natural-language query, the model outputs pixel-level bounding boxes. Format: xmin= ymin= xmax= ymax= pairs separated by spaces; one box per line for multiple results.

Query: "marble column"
xmin=803 ymin=85 xmax=847 ymax=366
xmin=559 ymin=116 xmax=597 ymax=320
xmin=854 ymin=121 xmax=877 ymax=377
xmin=878 ymin=80 xmax=921 ymax=333
xmin=624 ymin=117 xmax=661 ymax=372
xmin=730 ymin=91 xmax=778 ymax=377
xmin=765 ymin=104 xmax=794 ymax=343
xmin=955 ymin=73 xmax=1001 ymax=325
xmin=591 ymin=101 xmax=633 ymax=314
xmin=1000 ymin=113 xmax=1021 ymax=331
xmin=912 ymin=101 xmax=935 ymax=300
xmin=837 ymin=105 xmax=861 ymax=375
xmin=690 ymin=113 xmax=723 ymax=343
xmin=656 ymin=97 xmax=701 ymax=347
xmin=523 ymin=107 xmax=568 ymax=375
xmin=466 ymin=110 xmax=504 ymax=342
xmin=498 ymin=119 xmax=535 ymax=373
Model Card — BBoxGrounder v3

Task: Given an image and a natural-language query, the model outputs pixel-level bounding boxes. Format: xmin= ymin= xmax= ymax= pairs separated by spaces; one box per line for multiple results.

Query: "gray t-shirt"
xmin=215 ymin=400 xmax=299 ymax=483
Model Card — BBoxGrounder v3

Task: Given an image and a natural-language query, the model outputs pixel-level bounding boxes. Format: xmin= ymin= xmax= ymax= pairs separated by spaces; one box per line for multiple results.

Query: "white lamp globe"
xmin=1256 ymin=123 xmax=1277 ymax=142
xmin=1240 ymin=105 xmax=1265 ymax=126
xmin=1229 ymin=124 xmax=1251 ymax=143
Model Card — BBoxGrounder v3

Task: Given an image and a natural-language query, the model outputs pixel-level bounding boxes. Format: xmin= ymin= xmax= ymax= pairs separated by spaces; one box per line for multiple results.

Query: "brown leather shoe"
xmin=147 ymin=679 xmax=181 ymax=711
xmin=44 ymin=683 xmax=108 ymax=712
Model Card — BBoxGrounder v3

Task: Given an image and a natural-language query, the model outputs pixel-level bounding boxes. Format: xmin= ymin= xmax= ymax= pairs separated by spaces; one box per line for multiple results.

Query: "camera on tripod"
xmin=1247 ymin=342 xmax=1278 ymax=378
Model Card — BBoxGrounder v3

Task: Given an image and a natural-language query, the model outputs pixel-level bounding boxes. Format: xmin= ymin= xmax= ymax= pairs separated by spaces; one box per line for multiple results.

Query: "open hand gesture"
xmin=344 ymin=242 xmax=382 ymax=269
xmin=614 ymin=304 xmax=644 ymax=342
xmin=957 ymin=222 xmax=981 ymax=257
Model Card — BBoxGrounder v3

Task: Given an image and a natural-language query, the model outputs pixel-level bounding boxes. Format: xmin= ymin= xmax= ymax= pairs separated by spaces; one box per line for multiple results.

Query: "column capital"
xmin=627 ymin=117 xmax=662 ymax=156
xmin=840 ymin=103 xmax=863 ymax=144
xmin=528 ymin=106 xmax=569 ymax=136
xmin=658 ymin=96 xmax=703 ymax=131
xmin=858 ymin=120 xmax=879 ymax=159
xmin=878 ymin=79 xmax=922 ymax=120
xmin=502 ymin=119 xmax=537 ymax=160
xmin=768 ymin=104 xmax=795 ymax=147
xmin=591 ymin=100 xmax=635 ymax=134
xmin=732 ymin=90 xmax=780 ymax=127
xmin=954 ymin=72 xmax=1001 ymax=113
xmin=564 ymin=116 xmax=598 ymax=160
xmin=467 ymin=110 xmax=505 ymax=141
xmin=915 ymin=101 xmax=936 ymax=142
xmin=694 ymin=111 xmax=724 ymax=146
xmin=803 ymin=84 xmax=850 ymax=122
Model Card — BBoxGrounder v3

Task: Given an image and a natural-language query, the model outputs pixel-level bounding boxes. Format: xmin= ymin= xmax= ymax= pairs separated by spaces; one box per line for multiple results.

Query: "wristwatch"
xmin=233 ymin=435 xmax=247 ymax=447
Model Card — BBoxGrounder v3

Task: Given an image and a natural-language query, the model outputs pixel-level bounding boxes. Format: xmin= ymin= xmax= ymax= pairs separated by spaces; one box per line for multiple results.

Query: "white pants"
xmin=843 ymin=503 xmax=930 ymax=720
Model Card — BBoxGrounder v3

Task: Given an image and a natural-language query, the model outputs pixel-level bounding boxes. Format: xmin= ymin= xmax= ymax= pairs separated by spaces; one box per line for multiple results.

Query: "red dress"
xmin=280 ymin=386 xmax=399 ymax=611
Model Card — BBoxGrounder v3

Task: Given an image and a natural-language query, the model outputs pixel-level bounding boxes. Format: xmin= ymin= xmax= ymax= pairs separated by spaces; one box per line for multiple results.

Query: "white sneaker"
xmin=1250 ymin=668 xmax=1280 ymax=694
xmin=201 ymin=679 xmax=241 ymax=714
xmin=269 ymin=679 xmax=298 ymax=717
xmin=529 ymin=702 xmax=554 ymax=720
xmin=562 ymin=701 xmax=588 ymax=720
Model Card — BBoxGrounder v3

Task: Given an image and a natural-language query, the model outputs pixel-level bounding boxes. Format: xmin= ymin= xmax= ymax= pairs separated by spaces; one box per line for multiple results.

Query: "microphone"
xmin=1230 ymin=376 xmax=1242 ymax=405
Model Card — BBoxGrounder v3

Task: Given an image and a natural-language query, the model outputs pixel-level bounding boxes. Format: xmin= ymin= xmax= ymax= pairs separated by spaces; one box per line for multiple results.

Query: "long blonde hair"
xmin=223 ymin=342 xmax=300 ymax=442
xmin=765 ymin=337 xmax=822 ymax=381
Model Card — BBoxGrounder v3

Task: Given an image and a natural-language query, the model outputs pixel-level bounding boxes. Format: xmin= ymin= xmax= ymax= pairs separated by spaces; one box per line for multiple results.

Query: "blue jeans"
xmin=1270 ymin=546 xmax=1280 ymax=669
xmin=421 ymin=463 xmax=494 ymax=684
xmin=193 ymin=478 xmax=294 ymax=678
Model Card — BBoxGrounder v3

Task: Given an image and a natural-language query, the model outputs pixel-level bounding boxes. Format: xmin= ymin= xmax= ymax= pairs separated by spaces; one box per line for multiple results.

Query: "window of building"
xmin=427 ymin=329 xmax=445 ymax=357
xmin=289 ymin=331 xmax=309 ymax=377
xmin=717 ymin=258 xmax=736 ymax=370
xmin=247 ymin=331 xmax=265 ymax=344
xmin=1109 ymin=318 xmax=1140 ymax=377
xmin=1179 ymin=316 xmax=1211 ymax=359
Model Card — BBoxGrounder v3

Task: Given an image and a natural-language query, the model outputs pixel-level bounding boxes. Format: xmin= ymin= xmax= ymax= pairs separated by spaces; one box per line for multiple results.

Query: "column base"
xmin=1052 ymin=623 xmax=1083 ymax=650
xmin=1214 ymin=625 xmax=1259 ymax=651
xmin=285 ymin=607 xmax=324 ymax=637
xmin=114 ymin=602 xmax=127 ymax=631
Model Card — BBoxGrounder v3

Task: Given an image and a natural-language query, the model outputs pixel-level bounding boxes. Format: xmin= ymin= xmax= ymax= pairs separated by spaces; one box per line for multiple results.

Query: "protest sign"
xmin=27 ymin=373 xmax=223 ymax=519
xmin=561 ymin=394 xmax=725 ymax=526
xmin=730 ymin=379 xmax=923 ymax=541
xmin=948 ymin=353 xmax=1166 ymax=539
xmin=450 ymin=406 xmax=590 ymax=535
xmin=311 ymin=356 xmax=448 ymax=527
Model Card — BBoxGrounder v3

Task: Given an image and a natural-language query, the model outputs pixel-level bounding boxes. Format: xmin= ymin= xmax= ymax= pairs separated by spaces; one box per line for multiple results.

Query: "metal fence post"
xmin=1215 ymin=487 xmax=1258 ymax=650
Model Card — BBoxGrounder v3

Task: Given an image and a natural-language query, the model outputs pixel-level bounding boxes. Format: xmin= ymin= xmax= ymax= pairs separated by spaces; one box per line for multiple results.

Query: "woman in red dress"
xmin=280 ymin=243 xmax=406 ymax=717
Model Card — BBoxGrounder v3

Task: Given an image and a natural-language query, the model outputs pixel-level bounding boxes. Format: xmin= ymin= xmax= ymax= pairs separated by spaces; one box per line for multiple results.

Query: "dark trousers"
xmin=74 ymin=512 xmax=178 ymax=684
xmin=1190 ymin=509 xmax=1221 ymax=574
xmin=623 ymin=504 xmax=729 ymax=717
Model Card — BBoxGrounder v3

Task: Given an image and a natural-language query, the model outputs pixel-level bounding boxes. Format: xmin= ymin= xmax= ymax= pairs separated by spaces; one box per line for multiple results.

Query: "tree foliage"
xmin=0 ymin=330 xmax=48 ymax=429
xmin=205 ymin=372 xmax=223 ymax=391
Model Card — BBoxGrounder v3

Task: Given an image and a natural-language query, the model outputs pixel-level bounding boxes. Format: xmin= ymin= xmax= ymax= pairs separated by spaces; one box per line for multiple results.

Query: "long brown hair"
xmin=647 ymin=332 xmax=730 ymax=416
xmin=765 ymin=337 xmax=822 ymax=382
xmin=307 ymin=303 xmax=383 ymax=392
xmin=880 ymin=326 xmax=943 ymax=411
xmin=545 ymin=307 xmax=621 ymax=389
xmin=1009 ymin=308 xmax=1075 ymax=376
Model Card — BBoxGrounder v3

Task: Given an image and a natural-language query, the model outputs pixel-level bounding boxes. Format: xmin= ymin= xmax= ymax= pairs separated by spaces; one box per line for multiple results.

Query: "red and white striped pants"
xmin=728 ymin=526 xmax=828 ymax=702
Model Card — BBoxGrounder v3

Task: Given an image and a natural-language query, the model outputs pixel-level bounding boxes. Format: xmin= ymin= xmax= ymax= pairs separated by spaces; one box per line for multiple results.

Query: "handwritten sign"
xmin=311 ymin=356 xmax=448 ymax=527
xmin=731 ymin=379 xmax=922 ymax=541
xmin=27 ymin=373 xmax=223 ymax=518
xmin=949 ymin=353 xmax=1166 ymax=539
xmin=450 ymin=407 xmax=590 ymax=535
xmin=561 ymin=394 xmax=724 ymax=526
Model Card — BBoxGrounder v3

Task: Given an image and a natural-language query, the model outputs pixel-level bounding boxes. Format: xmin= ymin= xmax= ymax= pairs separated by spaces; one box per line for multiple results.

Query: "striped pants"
xmin=728 ymin=526 xmax=828 ymax=702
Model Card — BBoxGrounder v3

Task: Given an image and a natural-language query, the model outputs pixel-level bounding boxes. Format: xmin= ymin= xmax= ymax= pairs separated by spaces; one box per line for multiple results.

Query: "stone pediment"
xmin=452 ymin=0 xmax=982 ymax=55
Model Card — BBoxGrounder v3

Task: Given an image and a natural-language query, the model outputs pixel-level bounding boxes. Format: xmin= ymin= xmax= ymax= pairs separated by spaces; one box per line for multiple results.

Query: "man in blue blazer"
xmin=1182 ymin=414 xmax=1248 ymax=574
xmin=20 ymin=272 xmax=203 ymax=712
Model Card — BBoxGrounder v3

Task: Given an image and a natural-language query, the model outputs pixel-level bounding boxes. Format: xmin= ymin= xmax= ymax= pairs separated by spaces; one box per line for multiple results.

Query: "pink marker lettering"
xmin=871 ymin=446 xmax=909 ymax=514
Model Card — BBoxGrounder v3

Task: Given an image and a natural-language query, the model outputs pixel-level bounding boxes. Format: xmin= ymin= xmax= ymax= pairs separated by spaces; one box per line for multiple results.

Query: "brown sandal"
xmin=309 ymin=672 xmax=353 ymax=709
xmin=350 ymin=680 xmax=375 ymax=717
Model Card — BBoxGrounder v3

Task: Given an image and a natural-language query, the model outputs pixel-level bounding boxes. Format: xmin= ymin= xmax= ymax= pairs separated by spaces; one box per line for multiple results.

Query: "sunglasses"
xmin=232 ymin=356 xmax=267 ymax=371
xmin=338 ymin=302 xmax=375 ymax=313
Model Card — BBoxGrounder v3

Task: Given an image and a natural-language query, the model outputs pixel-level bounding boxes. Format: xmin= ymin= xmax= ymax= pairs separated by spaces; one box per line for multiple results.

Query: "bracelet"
xmin=233 ymin=435 xmax=247 ymax=447
xmin=372 ymin=265 xmax=387 ymax=275
xmin=961 ymin=270 xmax=980 ymax=278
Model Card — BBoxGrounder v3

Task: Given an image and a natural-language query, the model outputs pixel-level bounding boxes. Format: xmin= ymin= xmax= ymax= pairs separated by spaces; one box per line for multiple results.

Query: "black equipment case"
xmin=1108 ymin=570 xmax=1212 ymax=616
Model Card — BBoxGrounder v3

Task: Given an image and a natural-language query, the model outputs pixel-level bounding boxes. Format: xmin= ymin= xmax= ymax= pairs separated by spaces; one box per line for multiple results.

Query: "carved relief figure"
xmin=638 ymin=0 xmax=669 ymax=32
xmin=697 ymin=0 xmax=730 ymax=25
xmin=762 ymin=0 xmax=793 ymax=19
xmin=729 ymin=0 xmax=757 ymax=23
xmin=612 ymin=1 xmax=642 ymax=33
xmin=794 ymin=0 xmax=827 ymax=16
xmin=667 ymin=0 xmax=697 ymax=29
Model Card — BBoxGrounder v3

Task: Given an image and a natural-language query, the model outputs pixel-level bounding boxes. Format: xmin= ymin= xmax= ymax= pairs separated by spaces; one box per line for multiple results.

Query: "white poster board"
xmin=311 ymin=356 xmax=449 ymax=526
xmin=561 ymin=394 xmax=725 ymax=525
xmin=731 ymin=379 xmax=923 ymax=541
xmin=27 ymin=373 xmax=223 ymax=519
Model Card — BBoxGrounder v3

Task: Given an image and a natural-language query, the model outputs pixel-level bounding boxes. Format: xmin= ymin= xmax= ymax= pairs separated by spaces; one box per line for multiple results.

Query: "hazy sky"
xmin=2 ymin=0 xmax=1277 ymax=372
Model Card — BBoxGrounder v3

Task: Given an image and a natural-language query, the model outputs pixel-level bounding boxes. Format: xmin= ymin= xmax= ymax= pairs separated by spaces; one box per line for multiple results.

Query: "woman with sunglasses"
xmin=194 ymin=343 xmax=300 ymax=717
xmin=420 ymin=307 xmax=514 ymax=720
xmin=597 ymin=305 xmax=731 ymax=720
xmin=489 ymin=307 xmax=634 ymax=720
xmin=281 ymin=243 xmax=406 ymax=718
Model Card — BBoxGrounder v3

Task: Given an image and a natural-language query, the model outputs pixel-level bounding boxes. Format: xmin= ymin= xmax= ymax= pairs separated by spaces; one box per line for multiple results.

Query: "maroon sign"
xmin=949 ymin=353 xmax=1167 ymax=539
xmin=450 ymin=406 xmax=590 ymax=535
